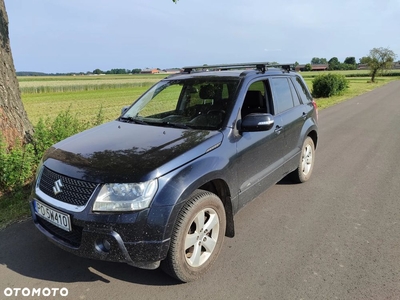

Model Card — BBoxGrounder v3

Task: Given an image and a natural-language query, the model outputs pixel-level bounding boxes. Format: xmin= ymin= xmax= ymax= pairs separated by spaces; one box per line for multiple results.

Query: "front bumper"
xmin=30 ymin=200 xmax=171 ymax=270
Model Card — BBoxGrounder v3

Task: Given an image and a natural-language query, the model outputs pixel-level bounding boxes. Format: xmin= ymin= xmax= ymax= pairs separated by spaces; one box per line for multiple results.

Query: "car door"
xmin=236 ymin=79 xmax=286 ymax=210
xmin=270 ymin=76 xmax=306 ymax=174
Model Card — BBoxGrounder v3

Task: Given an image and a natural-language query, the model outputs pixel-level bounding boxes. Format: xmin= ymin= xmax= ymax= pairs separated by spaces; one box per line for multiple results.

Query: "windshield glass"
xmin=121 ymin=78 xmax=239 ymax=130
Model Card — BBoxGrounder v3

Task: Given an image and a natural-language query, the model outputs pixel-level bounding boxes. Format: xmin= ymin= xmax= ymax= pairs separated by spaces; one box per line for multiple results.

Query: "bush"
xmin=312 ymin=74 xmax=349 ymax=98
xmin=33 ymin=108 xmax=88 ymax=160
xmin=0 ymin=139 xmax=36 ymax=191
xmin=0 ymin=106 xmax=104 ymax=193
xmin=32 ymin=105 xmax=104 ymax=160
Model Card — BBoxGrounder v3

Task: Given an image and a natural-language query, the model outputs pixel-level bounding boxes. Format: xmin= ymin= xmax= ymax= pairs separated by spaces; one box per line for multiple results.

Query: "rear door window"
xmin=289 ymin=79 xmax=301 ymax=107
xmin=270 ymin=77 xmax=294 ymax=114
xmin=292 ymin=76 xmax=313 ymax=103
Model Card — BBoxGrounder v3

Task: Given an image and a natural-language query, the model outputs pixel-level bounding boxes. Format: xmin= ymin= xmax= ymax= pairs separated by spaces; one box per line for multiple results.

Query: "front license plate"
xmin=34 ymin=200 xmax=71 ymax=232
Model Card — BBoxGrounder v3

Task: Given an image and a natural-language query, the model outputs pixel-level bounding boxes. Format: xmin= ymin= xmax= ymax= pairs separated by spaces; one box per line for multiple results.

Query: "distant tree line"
xmin=309 ymin=56 xmax=358 ymax=70
xmin=305 ymin=48 xmax=398 ymax=82
xmin=16 ymin=71 xmax=85 ymax=76
xmin=92 ymin=68 xmax=142 ymax=75
xmin=16 ymin=49 xmax=398 ymax=83
xmin=17 ymin=68 xmax=144 ymax=76
xmin=16 ymin=71 xmax=48 ymax=76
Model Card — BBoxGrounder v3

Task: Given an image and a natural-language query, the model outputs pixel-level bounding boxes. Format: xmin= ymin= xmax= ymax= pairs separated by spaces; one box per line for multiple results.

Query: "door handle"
xmin=302 ymin=112 xmax=307 ymax=119
xmin=274 ymin=125 xmax=282 ymax=134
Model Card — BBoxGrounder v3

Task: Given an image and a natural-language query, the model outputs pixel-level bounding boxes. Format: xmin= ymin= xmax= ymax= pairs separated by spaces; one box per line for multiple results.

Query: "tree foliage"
xmin=344 ymin=57 xmax=356 ymax=65
xmin=311 ymin=57 xmax=327 ymax=64
xmin=304 ymin=64 xmax=312 ymax=71
xmin=328 ymin=57 xmax=357 ymax=70
xmin=340 ymin=63 xmax=356 ymax=70
xmin=106 ymin=68 xmax=130 ymax=74
xmin=328 ymin=57 xmax=340 ymax=70
xmin=359 ymin=56 xmax=371 ymax=64
xmin=93 ymin=68 xmax=104 ymax=74
xmin=367 ymin=47 xmax=397 ymax=82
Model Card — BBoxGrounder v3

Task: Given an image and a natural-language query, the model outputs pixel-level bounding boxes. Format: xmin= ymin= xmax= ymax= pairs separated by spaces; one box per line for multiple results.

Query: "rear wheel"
xmin=161 ymin=190 xmax=226 ymax=282
xmin=290 ymin=136 xmax=315 ymax=183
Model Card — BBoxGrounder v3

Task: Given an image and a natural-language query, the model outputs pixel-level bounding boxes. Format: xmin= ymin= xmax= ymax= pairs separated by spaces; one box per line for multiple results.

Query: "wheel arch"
xmin=198 ymin=179 xmax=235 ymax=238
xmin=307 ymin=129 xmax=318 ymax=149
xmin=153 ymin=154 xmax=236 ymax=250
xmin=162 ymin=177 xmax=235 ymax=241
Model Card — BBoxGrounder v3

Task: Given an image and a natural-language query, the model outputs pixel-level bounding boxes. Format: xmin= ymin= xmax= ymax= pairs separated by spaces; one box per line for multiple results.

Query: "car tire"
xmin=290 ymin=136 xmax=315 ymax=183
xmin=161 ymin=189 xmax=226 ymax=282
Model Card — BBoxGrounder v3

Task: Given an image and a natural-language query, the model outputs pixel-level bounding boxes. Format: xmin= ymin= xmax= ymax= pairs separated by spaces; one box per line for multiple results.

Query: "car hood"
xmin=43 ymin=121 xmax=223 ymax=183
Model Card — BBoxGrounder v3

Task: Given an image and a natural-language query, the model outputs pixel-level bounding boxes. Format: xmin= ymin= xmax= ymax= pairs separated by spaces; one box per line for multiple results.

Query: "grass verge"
xmin=0 ymin=187 xmax=31 ymax=230
xmin=304 ymin=77 xmax=398 ymax=109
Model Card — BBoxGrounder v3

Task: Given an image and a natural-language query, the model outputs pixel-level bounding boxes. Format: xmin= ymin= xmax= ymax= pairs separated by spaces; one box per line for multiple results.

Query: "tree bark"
xmin=370 ymin=69 xmax=377 ymax=83
xmin=0 ymin=0 xmax=33 ymax=148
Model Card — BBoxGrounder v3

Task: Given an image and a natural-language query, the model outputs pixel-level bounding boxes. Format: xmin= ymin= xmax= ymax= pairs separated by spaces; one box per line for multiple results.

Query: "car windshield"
xmin=121 ymin=78 xmax=239 ymax=130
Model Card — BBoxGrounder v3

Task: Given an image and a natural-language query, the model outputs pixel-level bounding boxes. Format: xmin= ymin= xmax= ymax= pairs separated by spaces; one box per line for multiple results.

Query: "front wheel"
xmin=161 ymin=190 xmax=226 ymax=282
xmin=290 ymin=136 xmax=315 ymax=183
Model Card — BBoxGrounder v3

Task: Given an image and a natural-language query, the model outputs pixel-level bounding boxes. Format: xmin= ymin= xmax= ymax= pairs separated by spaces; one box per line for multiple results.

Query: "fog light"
xmin=95 ymin=239 xmax=111 ymax=253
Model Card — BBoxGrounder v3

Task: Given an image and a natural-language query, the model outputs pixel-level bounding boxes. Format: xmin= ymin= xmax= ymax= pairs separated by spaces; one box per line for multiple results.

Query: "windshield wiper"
xmin=120 ymin=117 xmax=192 ymax=129
xmin=161 ymin=122 xmax=192 ymax=129
xmin=119 ymin=117 xmax=149 ymax=125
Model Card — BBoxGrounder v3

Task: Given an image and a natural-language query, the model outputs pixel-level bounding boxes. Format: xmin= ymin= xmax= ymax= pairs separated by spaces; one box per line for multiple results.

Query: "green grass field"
xmin=20 ymin=71 xmax=400 ymax=125
xmin=20 ymin=75 xmax=167 ymax=124
xmin=22 ymin=87 xmax=150 ymax=124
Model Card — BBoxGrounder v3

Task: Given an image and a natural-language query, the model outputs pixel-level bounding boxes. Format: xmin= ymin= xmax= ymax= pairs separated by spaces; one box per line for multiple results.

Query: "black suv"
xmin=30 ymin=62 xmax=318 ymax=282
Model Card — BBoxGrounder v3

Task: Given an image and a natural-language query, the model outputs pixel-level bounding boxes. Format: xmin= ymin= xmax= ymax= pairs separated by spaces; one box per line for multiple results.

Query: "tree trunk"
xmin=0 ymin=0 xmax=33 ymax=148
xmin=370 ymin=68 xmax=377 ymax=83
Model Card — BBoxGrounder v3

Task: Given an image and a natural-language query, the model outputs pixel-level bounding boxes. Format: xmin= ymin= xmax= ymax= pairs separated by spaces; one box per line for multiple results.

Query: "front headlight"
xmin=93 ymin=179 xmax=158 ymax=212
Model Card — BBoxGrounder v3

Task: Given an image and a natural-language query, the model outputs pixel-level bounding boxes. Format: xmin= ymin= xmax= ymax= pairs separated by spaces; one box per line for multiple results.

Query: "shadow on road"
xmin=0 ymin=220 xmax=180 ymax=286
xmin=276 ymin=174 xmax=297 ymax=185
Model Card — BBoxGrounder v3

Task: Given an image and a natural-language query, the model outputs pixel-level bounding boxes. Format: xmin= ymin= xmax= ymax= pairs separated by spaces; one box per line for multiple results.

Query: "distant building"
xmin=141 ymin=68 xmax=159 ymax=74
xmin=163 ymin=68 xmax=181 ymax=74
xmin=357 ymin=64 xmax=368 ymax=70
xmin=295 ymin=64 xmax=329 ymax=72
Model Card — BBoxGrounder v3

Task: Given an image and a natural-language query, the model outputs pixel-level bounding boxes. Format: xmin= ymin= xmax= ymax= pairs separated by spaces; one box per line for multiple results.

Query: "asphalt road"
xmin=1 ymin=81 xmax=400 ymax=300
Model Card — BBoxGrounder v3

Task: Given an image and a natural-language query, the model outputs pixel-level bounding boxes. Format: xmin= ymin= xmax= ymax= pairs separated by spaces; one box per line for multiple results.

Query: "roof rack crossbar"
xmin=182 ymin=62 xmax=294 ymax=73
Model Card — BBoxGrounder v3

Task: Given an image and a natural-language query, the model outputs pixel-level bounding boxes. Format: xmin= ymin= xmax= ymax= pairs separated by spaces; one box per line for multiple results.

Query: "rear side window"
xmin=289 ymin=80 xmax=301 ymax=107
xmin=271 ymin=77 xmax=294 ymax=114
xmin=292 ymin=76 xmax=313 ymax=103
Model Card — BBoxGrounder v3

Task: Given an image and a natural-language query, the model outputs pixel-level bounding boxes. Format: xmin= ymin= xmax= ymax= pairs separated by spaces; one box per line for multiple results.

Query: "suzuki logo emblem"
xmin=53 ymin=179 xmax=64 ymax=195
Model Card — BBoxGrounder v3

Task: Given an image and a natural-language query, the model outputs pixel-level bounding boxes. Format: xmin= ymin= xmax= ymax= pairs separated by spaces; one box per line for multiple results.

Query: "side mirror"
xmin=121 ymin=106 xmax=129 ymax=115
xmin=241 ymin=113 xmax=274 ymax=132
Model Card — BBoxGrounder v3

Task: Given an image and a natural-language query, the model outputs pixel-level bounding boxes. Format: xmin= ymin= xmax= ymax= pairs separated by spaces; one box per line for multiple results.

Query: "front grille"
xmin=39 ymin=167 xmax=97 ymax=206
xmin=37 ymin=217 xmax=83 ymax=247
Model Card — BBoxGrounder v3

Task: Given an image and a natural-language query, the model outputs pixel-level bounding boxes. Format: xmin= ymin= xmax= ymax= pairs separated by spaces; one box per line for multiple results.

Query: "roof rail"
xmin=182 ymin=62 xmax=294 ymax=73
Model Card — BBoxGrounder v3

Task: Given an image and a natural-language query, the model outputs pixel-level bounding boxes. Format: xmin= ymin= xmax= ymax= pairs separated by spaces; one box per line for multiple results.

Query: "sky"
xmin=4 ymin=0 xmax=400 ymax=73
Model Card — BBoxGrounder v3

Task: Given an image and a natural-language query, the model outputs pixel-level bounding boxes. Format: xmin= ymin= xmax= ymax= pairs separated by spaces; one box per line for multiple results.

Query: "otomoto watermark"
xmin=3 ymin=287 xmax=68 ymax=297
